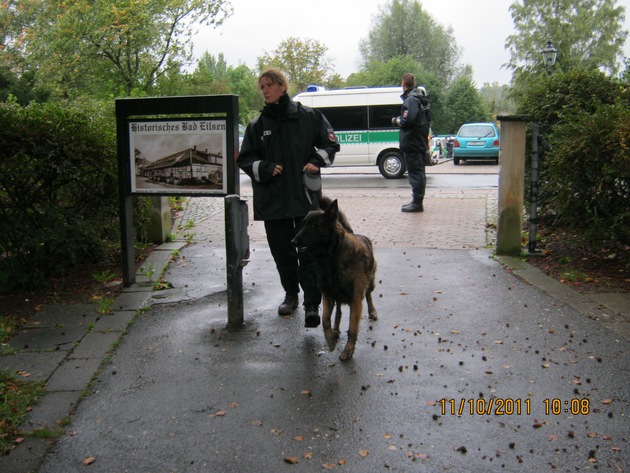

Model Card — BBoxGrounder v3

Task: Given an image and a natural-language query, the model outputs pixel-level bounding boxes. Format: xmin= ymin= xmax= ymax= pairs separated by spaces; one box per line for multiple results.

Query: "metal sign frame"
xmin=115 ymin=95 xmax=240 ymax=286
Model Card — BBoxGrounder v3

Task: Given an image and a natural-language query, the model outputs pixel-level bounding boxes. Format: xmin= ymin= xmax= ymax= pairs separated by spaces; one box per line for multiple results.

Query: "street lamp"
xmin=529 ymin=38 xmax=558 ymax=254
xmin=541 ymin=38 xmax=558 ymax=75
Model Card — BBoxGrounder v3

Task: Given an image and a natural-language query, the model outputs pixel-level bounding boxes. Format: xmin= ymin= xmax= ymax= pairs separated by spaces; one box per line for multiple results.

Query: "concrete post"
xmin=496 ymin=116 xmax=529 ymax=256
xmin=225 ymin=195 xmax=249 ymax=329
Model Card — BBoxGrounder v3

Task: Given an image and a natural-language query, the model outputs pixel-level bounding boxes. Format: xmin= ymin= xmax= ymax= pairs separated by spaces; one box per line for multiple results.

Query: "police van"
xmin=293 ymin=86 xmax=408 ymax=179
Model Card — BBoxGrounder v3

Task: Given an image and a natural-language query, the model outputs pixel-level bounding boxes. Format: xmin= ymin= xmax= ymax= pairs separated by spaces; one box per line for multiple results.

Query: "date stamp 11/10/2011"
xmin=437 ymin=398 xmax=591 ymax=416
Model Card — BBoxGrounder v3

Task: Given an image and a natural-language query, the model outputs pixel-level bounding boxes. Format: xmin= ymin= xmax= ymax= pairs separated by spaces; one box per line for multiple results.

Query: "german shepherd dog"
xmin=292 ymin=197 xmax=378 ymax=361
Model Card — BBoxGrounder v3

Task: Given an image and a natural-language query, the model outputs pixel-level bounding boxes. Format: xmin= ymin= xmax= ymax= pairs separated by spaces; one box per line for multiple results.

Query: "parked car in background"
xmin=453 ymin=123 xmax=500 ymax=165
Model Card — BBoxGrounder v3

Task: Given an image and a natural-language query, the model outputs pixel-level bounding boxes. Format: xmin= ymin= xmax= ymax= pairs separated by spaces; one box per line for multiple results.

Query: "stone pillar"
xmin=496 ymin=116 xmax=529 ymax=256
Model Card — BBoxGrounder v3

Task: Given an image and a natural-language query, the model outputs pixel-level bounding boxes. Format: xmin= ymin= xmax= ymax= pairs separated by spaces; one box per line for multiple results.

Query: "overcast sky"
xmin=192 ymin=0 xmax=630 ymax=88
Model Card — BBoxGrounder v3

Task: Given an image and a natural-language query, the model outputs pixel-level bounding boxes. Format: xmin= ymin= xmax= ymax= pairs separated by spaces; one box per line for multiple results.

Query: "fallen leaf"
xmin=303 ymin=451 xmax=313 ymax=459
xmin=451 ymin=330 xmax=460 ymax=334
xmin=271 ymin=428 xmax=283 ymax=436
xmin=338 ymin=459 xmax=347 ymax=465
xmin=294 ymin=436 xmax=305 ymax=441
xmin=284 ymin=457 xmax=299 ymax=464
xmin=587 ymin=432 xmax=598 ymax=438
xmin=16 ymin=371 xmax=31 ymax=377
xmin=251 ymin=419 xmax=263 ymax=426
xmin=601 ymin=399 xmax=613 ymax=405
xmin=387 ymin=445 xmax=397 ymax=450
xmin=322 ymin=463 xmax=336 ymax=469
xmin=383 ymin=433 xmax=392 ymax=439
xmin=83 ymin=457 xmax=96 ymax=465
xmin=209 ymin=410 xmax=226 ymax=417
xmin=549 ymin=434 xmax=558 ymax=441
xmin=229 ymin=402 xmax=239 ymax=409
xmin=359 ymin=449 xmax=369 ymax=457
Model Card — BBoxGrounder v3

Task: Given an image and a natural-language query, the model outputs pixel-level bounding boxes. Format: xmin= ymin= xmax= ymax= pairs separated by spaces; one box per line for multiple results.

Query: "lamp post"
xmin=528 ymin=38 xmax=558 ymax=254
xmin=541 ymin=38 xmax=558 ymax=75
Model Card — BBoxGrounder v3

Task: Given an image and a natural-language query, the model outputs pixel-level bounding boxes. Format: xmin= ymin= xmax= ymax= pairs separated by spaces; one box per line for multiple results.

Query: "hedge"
xmin=0 ymin=99 xmax=120 ymax=291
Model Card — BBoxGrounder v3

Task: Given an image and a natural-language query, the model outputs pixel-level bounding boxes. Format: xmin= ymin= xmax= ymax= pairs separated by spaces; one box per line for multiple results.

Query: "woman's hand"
xmin=272 ymin=164 xmax=283 ymax=176
xmin=302 ymin=163 xmax=319 ymax=174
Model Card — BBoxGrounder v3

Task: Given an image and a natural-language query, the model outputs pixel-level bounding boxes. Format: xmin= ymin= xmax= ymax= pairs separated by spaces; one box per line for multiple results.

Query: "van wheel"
xmin=378 ymin=152 xmax=406 ymax=179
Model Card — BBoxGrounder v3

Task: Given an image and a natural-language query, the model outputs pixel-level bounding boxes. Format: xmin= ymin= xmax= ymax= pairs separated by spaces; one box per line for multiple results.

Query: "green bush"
xmin=0 ymin=99 xmax=119 ymax=290
xmin=548 ymin=104 xmax=630 ymax=242
xmin=516 ymin=69 xmax=630 ymax=245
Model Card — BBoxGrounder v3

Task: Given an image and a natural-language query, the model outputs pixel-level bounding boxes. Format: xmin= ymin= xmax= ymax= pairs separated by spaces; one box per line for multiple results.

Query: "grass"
xmin=0 ymin=370 xmax=46 ymax=453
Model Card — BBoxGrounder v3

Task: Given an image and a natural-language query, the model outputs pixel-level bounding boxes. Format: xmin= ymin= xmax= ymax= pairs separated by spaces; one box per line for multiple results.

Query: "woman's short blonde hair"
xmin=258 ymin=68 xmax=289 ymax=91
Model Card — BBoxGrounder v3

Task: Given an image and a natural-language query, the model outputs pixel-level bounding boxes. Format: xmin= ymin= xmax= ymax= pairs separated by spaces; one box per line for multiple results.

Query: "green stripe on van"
xmin=336 ymin=130 xmax=399 ymax=145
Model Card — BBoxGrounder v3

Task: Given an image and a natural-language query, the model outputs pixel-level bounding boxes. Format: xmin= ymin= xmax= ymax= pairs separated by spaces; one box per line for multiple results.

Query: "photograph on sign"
xmin=130 ymin=120 xmax=227 ymax=194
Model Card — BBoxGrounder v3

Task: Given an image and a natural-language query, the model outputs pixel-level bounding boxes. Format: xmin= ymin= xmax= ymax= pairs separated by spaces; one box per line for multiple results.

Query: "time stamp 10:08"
xmin=438 ymin=398 xmax=591 ymax=416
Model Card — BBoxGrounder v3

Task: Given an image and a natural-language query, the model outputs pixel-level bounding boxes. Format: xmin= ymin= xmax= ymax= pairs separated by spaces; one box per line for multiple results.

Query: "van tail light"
xmin=493 ymin=139 xmax=500 ymax=146
xmin=454 ymin=139 xmax=460 ymax=148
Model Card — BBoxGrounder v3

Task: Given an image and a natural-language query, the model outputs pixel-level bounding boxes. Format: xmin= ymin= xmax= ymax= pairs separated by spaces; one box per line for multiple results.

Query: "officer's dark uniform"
xmin=394 ymin=87 xmax=430 ymax=212
xmin=238 ymin=93 xmax=339 ymax=321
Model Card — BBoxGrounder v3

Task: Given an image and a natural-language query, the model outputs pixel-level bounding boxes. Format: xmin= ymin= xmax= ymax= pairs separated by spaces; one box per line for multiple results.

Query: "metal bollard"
xmin=225 ymin=195 xmax=249 ymax=329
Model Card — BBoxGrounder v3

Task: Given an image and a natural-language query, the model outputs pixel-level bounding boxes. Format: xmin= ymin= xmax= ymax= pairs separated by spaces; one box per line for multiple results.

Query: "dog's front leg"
xmin=322 ymin=295 xmax=337 ymax=351
xmin=340 ymin=299 xmax=362 ymax=361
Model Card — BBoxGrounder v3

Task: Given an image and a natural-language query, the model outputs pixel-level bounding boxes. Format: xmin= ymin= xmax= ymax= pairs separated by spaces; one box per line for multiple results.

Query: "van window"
xmin=315 ymin=106 xmax=367 ymax=131
xmin=317 ymin=104 xmax=399 ymax=131
xmin=370 ymin=104 xmax=401 ymax=129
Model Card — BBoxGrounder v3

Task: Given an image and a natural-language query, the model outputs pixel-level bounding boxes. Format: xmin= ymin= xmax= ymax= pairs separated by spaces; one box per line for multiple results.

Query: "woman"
xmin=237 ymin=69 xmax=340 ymax=328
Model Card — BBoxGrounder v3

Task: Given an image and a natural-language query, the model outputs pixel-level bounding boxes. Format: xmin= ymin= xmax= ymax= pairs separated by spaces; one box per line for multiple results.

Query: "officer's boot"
xmin=401 ymin=197 xmax=424 ymax=213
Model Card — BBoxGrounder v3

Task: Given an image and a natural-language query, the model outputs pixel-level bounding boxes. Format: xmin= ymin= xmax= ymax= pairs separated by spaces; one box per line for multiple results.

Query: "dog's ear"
xmin=324 ymin=199 xmax=339 ymax=220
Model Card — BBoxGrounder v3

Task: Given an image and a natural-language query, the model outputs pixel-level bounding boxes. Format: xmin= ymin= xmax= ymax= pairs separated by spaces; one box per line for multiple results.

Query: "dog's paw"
xmin=324 ymin=329 xmax=338 ymax=351
xmin=368 ymin=311 xmax=378 ymax=321
xmin=339 ymin=349 xmax=354 ymax=361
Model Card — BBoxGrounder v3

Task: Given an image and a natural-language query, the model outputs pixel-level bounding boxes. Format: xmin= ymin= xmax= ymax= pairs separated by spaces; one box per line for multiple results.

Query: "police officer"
xmin=238 ymin=69 xmax=340 ymax=328
xmin=392 ymin=73 xmax=430 ymax=212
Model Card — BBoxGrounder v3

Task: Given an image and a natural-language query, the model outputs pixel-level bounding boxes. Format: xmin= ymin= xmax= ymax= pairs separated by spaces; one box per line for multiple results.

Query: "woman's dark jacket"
xmin=237 ymin=94 xmax=340 ymax=221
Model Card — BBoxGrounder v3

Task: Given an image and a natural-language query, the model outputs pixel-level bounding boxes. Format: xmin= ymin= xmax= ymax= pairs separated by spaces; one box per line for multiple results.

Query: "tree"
xmin=443 ymin=76 xmax=490 ymax=133
xmin=258 ymin=37 xmax=334 ymax=94
xmin=359 ymin=0 xmax=462 ymax=85
xmin=0 ymin=67 xmax=50 ymax=104
xmin=506 ymin=0 xmax=628 ymax=79
xmin=479 ymin=82 xmax=515 ymax=117
xmin=3 ymin=0 xmax=233 ymax=98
